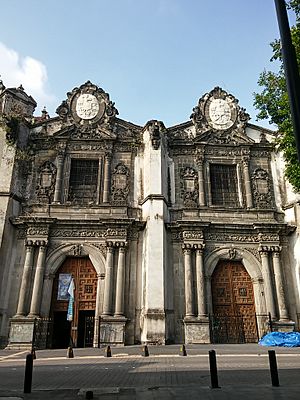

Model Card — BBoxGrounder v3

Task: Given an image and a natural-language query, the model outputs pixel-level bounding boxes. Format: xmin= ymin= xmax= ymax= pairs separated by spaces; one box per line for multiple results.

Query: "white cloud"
xmin=0 ymin=42 xmax=56 ymax=114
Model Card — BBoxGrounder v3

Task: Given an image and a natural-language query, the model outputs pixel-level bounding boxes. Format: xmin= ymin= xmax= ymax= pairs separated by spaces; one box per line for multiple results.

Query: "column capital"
xmin=106 ymin=241 xmax=115 ymax=253
xmin=259 ymin=245 xmax=270 ymax=255
xmin=182 ymin=243 xmax=192 ymax=254
xmin=104 ymin=152 xmax=112 ymax=161
xmin=193 ymin=243 xmax=205 ymax=253
xmin=270 ymin=246 xmax=282 ymax=256
xmin=25 ymin=239 xmax=34 ymax=248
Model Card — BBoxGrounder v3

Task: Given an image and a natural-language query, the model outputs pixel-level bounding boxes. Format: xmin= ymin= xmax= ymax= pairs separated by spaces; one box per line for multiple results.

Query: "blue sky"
xmin=0 ymin=0 xmax=295 ymax=129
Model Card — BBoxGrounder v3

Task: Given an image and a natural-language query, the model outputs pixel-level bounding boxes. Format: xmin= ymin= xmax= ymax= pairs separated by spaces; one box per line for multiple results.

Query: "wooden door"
xmin=211 ymin=261 xmax=257 ymax=343
xmin=51 ymin=257 xmax=97 ymax=347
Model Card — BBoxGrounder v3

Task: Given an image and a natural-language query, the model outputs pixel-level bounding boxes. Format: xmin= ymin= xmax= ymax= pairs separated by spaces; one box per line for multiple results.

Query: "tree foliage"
xmin=254 ymin=0 xmax=300 ymax=191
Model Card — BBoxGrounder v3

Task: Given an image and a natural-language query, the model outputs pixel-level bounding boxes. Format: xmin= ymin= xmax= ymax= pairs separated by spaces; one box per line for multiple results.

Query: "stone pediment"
xmin=190 ymin=87 xmax=252 ymax=144
xmin=55 ymin=81 xmax=119 ymax=138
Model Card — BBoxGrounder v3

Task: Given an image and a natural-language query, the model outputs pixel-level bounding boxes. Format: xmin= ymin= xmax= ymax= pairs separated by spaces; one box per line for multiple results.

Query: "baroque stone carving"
xmin=190 ymin=87 xmax=251 ymax=144
xmin=251 ymin=168 xmax=273 ymax=209
xmin=27 ymin=226 xmax=49 ymax=237
xmin=180 ymin=167 xmax=199 ymax=207
xmin=56 ymin=81 xmax=119 ymax=135
xmin=50 ymin=229 xmax=106 ymax=238
xmin=183 ymin=231 xmax=204 ymax=240
xmin=206 ymin=232 xmax=259 ymax=242
xmin=111 ymin=163 xmax=130 ymax=205
xmin=35 ymin=161 xmax=57 ymax=202
xmin=146 ymin=120 xmax=165 ymax=150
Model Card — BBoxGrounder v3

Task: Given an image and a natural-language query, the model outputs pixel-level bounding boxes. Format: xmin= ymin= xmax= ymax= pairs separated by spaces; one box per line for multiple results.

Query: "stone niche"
xmin=184 ymin=318 xmax=210 ymax=344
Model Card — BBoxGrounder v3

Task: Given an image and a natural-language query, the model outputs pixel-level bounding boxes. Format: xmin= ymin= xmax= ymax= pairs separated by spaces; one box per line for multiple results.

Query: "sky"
xmin=0 ymin=0 xmax=296 ymax=129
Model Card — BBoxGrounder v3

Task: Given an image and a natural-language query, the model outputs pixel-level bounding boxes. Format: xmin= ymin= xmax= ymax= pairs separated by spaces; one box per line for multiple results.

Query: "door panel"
xmin=211 ymin=261 xmax=257 ymax=343
xmin=51 ymin=257 xmax=97 ymax=347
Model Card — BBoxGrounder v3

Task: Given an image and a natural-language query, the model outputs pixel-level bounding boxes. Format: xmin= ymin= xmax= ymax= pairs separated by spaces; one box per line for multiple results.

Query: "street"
xmin=0 ymin=345 xmax=300 ymax=399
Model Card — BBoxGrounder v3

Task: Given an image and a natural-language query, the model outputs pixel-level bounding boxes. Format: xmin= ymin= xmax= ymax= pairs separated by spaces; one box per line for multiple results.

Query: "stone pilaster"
xmin=102 ymin=153 xmax=112 ymax=203
xmin=114 ymin=242 xmax=126 ymax=317
xmin=53 ymin=152 xmax=65 ymax=203
xmin=259 ymin=246 xmax=276 ymax=319
xmin=271 ymin=247 xmax=289 ymax=321
xmin=28 ymin=241 xmax=47 ymax=317
xmin=195 ymin=244 xmax=206 ymax=317
xmin=15 ymin=241 xmax=35 ymax=317
xmin=93 ymin=273 xmax=105 ymax=347
xmin=183 ymin=244 xmax=194 ymax=318
xmin=102 ymin=242 xmax=115 ymax=316
xmin=242 ymin=156 xmax=253 ymax=208
xmin=196 ymin=150 xmax=205 ymax=206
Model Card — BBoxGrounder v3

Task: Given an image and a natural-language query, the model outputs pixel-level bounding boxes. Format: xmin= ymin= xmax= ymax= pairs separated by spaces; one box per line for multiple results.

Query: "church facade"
xmin=0 ymin=80 xmax=299 ymax=349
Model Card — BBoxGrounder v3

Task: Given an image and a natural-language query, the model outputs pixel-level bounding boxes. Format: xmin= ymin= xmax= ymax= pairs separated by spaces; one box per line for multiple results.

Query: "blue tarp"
xmin=259 ymin=331 xmax=300 ymax=347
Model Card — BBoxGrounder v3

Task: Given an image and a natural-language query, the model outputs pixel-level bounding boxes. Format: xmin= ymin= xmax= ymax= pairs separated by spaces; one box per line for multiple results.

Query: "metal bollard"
xmin=105 ymin=345 xmax=112 ymax=357
xmin=268 ymin=350 xmax=280 ymax=387
xmin=24 ymin=353 xmax=33 ymax=393
xmin=141 ymin=345 xmax=149 ymax=357
xmin=209 ymin=350 xmax=220 ymax=389
xmin=179 ymin=344 xmax=187 ymax=356
xmin=67 ymin=346 xmax=74 ymax=358
xmin=86 ymin=390 xmax=94 ymax=399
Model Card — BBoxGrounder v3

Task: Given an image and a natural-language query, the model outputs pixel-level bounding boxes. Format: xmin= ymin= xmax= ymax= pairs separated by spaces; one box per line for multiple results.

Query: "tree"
xmin=254 ymin=0 xmax=300 ymax=191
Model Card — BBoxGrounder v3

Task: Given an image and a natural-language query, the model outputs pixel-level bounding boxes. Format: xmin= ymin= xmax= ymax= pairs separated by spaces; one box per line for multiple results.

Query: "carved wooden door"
xmin=51 ymin=257 xmax=97 ymax=347
xmin=211 ymin=261 xmax=257 ymax=343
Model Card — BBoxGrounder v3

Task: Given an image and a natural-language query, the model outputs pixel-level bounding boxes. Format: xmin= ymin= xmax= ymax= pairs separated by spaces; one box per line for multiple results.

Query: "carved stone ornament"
xmin=55 ymin=81 xmax=119 ymax=133
xmin=190 ymin=87 xmax=251 ymax=143
xmin=251 ymin=168 xmax=273 ymax=209
xmin=111 ymin=163 xmax=130 ymax=205
xmin=180 ymin=167 xmax=199 ymax=207
xmin=146 ymin=120 xmax=165 ymax=150
xmin=35 ymin=161 xmax=57 ymax=202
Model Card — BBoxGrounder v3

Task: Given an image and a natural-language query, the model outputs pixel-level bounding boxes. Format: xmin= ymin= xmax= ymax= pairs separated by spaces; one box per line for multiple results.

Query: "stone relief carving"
xmin=27 ymin=226 xmax=49 ymax=236
xmin=206 ymin=232 xmax=259 ymax=242
xmin=50 ymin=229 xmax=106 ymax=238
xmin=183 ymin=231 xmax=204 ymax=240
xmin=56 ymin=81 xmax=119 ymax=135
xmin=190 ymin=87 xmax=251 ymax=144
xmin=180 ymin=166 xmax=199 ymax=207
xmin=90 ymin=243 xmax=108 ymax=258
xmin=35 ymin=161 xmax=57 ymax=202
xmin=251 ymin=168 xmax=273 ymax=209
xmin=111 ymin=163 xmax=130 ymax=205
xmin=146 ymin=120 xmax=165 ymax=150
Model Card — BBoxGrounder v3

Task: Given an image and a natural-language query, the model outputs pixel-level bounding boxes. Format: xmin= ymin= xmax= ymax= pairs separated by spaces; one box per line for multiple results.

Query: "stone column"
xmin=102 ymin=153 xmax=112 ymax=203
xmin=196 ymin=152 xmax=205 ymax=206
xmin=114 ymin=243 xmax=126 ymax=317
xmin=195 ymin=245 xmax=206 ymax=317
xmin=28 ymin=241 xmax=47 ymax=317
xmin=183 ymin=244 xmax=194 ymax=317
xmin=102 ymin=242 xmax=115 ymax=316
xmin=93 ymin=273 xmax=105 ymax=347
xmin=53 ymin=152 xmax=65 ymax=203
xmin=272 ymin=247 xmax=289 ymax=320
xmin=16 ymin=241 xmax=35 ymax=316
xmin=242 ymin=157 xmax=253 ymax=209
xmin=259 ymin=247 xmax=276 ymax=319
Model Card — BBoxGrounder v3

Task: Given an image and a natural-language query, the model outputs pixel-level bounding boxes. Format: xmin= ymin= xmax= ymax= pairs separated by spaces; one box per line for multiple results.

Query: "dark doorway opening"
xmin=77 ymin=310 xmax=95 ymax=348
xmin=52 ymin=312 xmax=71 ymax=348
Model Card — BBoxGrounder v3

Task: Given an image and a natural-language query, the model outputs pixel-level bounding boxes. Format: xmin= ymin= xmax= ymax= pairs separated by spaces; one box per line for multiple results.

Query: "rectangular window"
xmin=210 ymin=164 xmax=239 ymax=207
xmin=68 ymin=159 xmax=98 ymax=204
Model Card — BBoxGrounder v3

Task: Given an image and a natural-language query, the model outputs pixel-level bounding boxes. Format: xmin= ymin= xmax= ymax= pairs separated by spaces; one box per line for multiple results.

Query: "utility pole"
xmin=274 ymin=0 xmax=300 ymax=161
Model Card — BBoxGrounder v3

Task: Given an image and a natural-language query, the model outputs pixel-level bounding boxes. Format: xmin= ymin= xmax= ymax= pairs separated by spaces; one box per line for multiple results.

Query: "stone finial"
xmin=41 ymin=106 xmax=50 ymax=120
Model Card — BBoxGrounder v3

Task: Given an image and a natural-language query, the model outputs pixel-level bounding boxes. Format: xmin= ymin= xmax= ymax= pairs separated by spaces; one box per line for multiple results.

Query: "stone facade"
xmin=0 ymin=80 xmax=299 ymax=349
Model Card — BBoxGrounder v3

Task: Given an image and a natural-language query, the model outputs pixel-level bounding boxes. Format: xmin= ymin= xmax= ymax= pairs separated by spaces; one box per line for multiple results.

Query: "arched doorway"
xmin=211 ymin=260 xmax=258 ymax=343
xmin=50 ymin=257 xmax=97 ymax=348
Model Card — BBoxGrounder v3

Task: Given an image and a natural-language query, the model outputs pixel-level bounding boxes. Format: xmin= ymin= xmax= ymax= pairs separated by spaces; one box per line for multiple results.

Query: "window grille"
xmin=68 ymin=159 xmax=98 ymax=204
xmin=210 ymin=164 xmax=239 ymax=207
